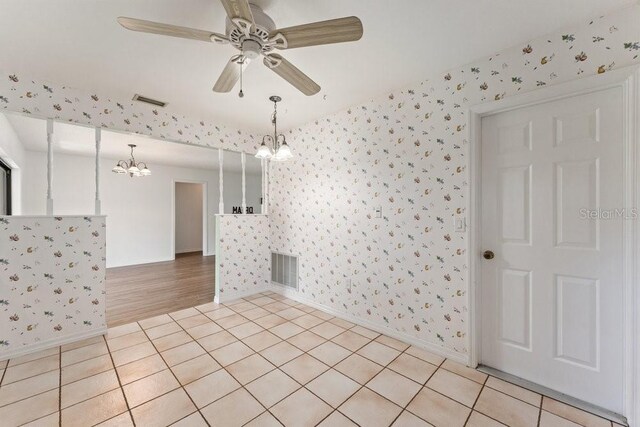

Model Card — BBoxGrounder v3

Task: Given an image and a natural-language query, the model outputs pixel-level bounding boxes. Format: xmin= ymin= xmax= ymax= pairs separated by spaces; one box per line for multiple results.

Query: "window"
xmin=0 ymin=159 xmax=11 ymax=215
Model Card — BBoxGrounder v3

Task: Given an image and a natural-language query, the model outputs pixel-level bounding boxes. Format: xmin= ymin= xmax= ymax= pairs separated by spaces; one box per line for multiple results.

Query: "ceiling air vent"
xmin=132 ymin=94 xmax=167 ymax=107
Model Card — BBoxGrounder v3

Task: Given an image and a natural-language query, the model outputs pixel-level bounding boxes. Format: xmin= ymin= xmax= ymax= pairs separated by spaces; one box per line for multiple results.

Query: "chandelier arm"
xmin=263 ymin=135 xmax=274 ymax=146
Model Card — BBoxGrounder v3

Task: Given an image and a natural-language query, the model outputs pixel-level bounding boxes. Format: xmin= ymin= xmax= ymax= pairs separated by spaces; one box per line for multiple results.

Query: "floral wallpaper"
xmin=268 ymin=5 xmax=640 ymax=356
xmin=0 ymin=216 xmax=106 ymax=359
xmin=0 ymin=4 xmax=638 ymax=360
xmin=0 ymin=71 xmax=256 ymax=153
xmin=216 ymin=214 xmax=270 ymax=302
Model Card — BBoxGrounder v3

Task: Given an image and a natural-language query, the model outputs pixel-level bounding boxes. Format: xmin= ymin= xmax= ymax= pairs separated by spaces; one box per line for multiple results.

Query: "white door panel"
xmin=481 ymin=87 xmax=624 ymax=412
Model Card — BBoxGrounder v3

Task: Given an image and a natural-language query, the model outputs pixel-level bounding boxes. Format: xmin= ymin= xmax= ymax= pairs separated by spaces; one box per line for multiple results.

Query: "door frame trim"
xmin=467 ymin=64 xmax=640 ymax=424
xmin=171 ymin=179 xmax=209 ymax=258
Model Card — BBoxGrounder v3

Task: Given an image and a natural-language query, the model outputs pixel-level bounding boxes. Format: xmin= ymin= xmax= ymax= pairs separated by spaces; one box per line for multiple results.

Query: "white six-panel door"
xmin=480 ymin=87 xmax=624 ymax=412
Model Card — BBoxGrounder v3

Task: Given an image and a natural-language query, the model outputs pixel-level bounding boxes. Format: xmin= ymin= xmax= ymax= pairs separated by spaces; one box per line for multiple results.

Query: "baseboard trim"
xmin=0 ymin=327 xmax=107 ymax=362
xmin=269 ymin=286 xmax=467 ymax=364
xmin=107 ymin=257 xmax=175 ymax=269
xmin=217 ymin=287 xmax=272 ymax=304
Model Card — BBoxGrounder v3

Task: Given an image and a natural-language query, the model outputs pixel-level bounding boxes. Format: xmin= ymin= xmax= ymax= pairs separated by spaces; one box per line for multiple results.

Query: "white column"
xmin=218 ymin=148 xmax=224 ymax=213
xmin=94 ymin=128 xmax=102 ymax=215
xmin=46 ymin=119 xmax=54 ymax=215
xmin=261 ymin=159 xmax=265 ymax=214
xmin=264 ymin=160 xmax=269 ymax=215
xmin=241 ymin=152 xmax=247 ymax=214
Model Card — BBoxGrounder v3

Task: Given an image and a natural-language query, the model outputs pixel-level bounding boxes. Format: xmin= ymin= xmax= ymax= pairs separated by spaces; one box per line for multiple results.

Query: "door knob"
xmin=483 ymin=250 xmax=495 ymax=260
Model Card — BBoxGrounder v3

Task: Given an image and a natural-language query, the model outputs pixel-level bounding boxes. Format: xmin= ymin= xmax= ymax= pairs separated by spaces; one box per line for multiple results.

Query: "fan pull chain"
xmin=238 ymin=52 xmax=244 ymax=98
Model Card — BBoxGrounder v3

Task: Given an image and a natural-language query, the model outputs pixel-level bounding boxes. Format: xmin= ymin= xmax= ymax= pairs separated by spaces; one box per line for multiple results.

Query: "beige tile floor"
xmin=0 ymin=291 xmax=623 ymax=427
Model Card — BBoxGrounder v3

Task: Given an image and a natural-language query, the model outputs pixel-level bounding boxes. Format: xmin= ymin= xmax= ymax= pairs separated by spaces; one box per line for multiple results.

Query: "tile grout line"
xmin=109 ymin=294 xmax=278 ymax=423
xmin=0 ymin=350 xmax=117 ymax=412
xmin=155 ymin=293 xmax=609 ymax=426
xmin=379 ymin=350 xmax=447 ymax=427
xmin=5 ymin=347 xmax=63 ymax=426
xmin=481 ymin=379 xmax=546 ymax=409
xmin=325 ymin=349 xmax=408 ymax=427
xmin=463 ymin=372 xmax=489 ymax=426
xmin=0 ymin=361 xmax=6 ymax=386
xmin=161 ymin=293 xmax=623 ymax=426
xmin=0 ymin=358 xmax=60 ymax=386
xmin=273 ymin=293 xmax=617 ymax=427
xmin=471 ymin=385 xmax=544 ymax=426
xmin=537 ymin=404 xmax=543 ymax=427
xmin=222 ymin=296 xmax=426 ymax=427
xmin=135 ymin=319 xmax=213 ymax=427
xmin=103 ymin=334 xmax=136 ymax=427
xmin=195 ymin=297 xmax=313 ymax=426
xmin=230 ymin=296 xmax=353 ymax=427
xmin=188 ymin=293 xmax=308 ymax=426
xmin=1 ymin=291 xmax=613 ymax=427
xmin=160 ymin=294 xmax=296 ymax=424
xmin=204 ymin=296 xmax=347 ymax=426
xmin=170 ymin=307 xmax=281 ymax=427
xmin=120 ymin=292 xmax=312 ymax=424
xmin=101 ymin=301 xmax=287 ymax=425
xmin=62 ymin=322 xmax=444 ymax=422
xmin=227 ymin=295 xmax=441 ymax=425
xmin=0 ymin=301 xmax=467 ymax=426
xmin=405 ymin=353 xmax=445 ymax=418
xmin=284 ymin=298 xmax=522 ymax=427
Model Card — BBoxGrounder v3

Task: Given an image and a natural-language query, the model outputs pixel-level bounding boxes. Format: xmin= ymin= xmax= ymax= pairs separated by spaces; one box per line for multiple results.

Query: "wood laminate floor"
xmin=106 ymin=252 xmax=215 ymax=327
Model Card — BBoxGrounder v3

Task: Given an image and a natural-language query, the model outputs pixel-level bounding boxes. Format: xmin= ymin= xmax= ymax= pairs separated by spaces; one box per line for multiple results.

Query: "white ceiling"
xmin=4 ymin=112 xmax=262 ymax=173
xmin=0 ymin=0 xmax=633 ymax=133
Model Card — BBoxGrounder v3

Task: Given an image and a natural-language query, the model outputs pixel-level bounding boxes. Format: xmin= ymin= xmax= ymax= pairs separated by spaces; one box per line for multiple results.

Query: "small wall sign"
xmin=232 ymin=206 xmax=254 ymax=214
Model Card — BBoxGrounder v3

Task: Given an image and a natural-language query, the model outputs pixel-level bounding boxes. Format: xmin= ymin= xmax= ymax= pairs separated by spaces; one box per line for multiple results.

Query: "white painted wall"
xmin=223 ymin=154 xmax=262 ymax=214
xmin=0 ymin=114 xmax=26 ymax=214
xmin=22 ymin=150 xmax=262 ymax=267
xmin=175 ymin=182 xmax=203 ymax=254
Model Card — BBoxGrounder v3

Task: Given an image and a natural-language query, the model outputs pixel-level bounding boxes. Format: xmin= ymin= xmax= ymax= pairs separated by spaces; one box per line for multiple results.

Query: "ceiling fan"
xmin=118 ymin=0 xmax=363 ymax=96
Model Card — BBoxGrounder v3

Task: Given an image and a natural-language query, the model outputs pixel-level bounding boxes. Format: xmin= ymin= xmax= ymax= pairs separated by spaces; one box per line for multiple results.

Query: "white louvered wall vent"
xmin=271 ymin=252 xmax=298 ymax=290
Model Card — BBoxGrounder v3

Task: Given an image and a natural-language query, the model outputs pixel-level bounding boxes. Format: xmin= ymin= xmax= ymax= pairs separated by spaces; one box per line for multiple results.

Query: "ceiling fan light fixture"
xmin=118 ymin=2 xmax=362 ymax=97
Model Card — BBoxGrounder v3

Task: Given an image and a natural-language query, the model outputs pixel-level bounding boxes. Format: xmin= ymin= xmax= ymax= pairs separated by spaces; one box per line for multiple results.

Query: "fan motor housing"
xmin=226 ymin=3 xmax=276 ymax=53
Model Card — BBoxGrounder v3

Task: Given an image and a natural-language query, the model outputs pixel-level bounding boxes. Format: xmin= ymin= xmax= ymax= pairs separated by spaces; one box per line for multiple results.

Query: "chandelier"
xmin=255 ymin=95 xmax=293 ymax=161
xmin=111 ymin=144 xmax=151 ymax=177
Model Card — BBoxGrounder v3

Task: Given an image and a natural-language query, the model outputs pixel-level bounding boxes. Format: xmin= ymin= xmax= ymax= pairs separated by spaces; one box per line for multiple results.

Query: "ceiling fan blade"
xmin=117 ymin=17 xmax=227 ymax=43
xmin=269 ymin=16 xmax=363 ymax=49
xmin=219 ymin=0 xmax=254 ymax=29
xmin=263 ymin=54 xmax=320 ymax=96
xmin=213 ymin=57 xmax=250 ymax=93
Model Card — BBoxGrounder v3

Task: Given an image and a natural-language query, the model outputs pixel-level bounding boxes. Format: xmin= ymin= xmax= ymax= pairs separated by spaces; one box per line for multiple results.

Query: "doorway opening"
xmin=0 ymin=158 xmax=12 ymax=215
xmin=174 ymin=181 xmax=206 ymax=257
